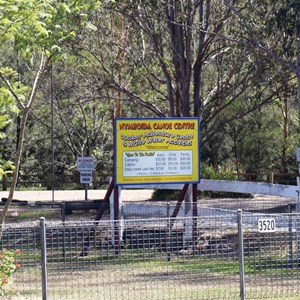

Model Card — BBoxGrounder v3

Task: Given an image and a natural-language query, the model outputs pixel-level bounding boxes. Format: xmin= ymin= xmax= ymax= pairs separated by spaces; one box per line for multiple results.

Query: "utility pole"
xmin=295 ymin=0 xmax=300 ymax=130
xmin=296 ymin=147 xmax=300 ymax=267
xmin=295 ymin=0 xmax=300 ymax=268
xmin=51 ymin=64 xmax=55 ymax=202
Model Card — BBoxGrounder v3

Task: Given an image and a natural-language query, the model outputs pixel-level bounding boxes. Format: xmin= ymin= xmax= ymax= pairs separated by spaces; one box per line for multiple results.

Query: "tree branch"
xmin=0 ymin=72 xmax=25 ymax=110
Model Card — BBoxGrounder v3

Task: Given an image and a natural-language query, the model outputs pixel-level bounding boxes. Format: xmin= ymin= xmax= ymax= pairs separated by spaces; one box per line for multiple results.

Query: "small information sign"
xmin=258 ymin=218 xmax=276 ymax=232
xmin=77 ymin=157 xmax=95 ymax=171
xmin=80 ymin=171 xmax=93 ymax=184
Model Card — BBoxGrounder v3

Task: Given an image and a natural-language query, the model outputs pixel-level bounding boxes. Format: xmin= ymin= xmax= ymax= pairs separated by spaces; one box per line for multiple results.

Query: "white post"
xmin=237 ymin=210 xmax=246 ymax=300
xmin=183 ymin=185 xmax=193 ymax=247
xmin=110 ymin=185 xmax=123 ymax=245
xmin=40 ymin=217 xmax=48 ymax=300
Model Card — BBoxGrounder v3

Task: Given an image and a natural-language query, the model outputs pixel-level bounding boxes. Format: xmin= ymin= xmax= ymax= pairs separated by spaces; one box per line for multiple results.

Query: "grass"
xmin=14 ymin=184 xmax=87 ymax=191
xmin=4 ymin=209 xmax=61 ymax=224
xmin=14 ymin=246 xmax=299 ymax=283
xmin=8 ymin=247 xmax=300 ymax=300
xmin=4 ymin=206 xmax=101 ymax=223
xmin=1 ymin=208 xmax=300 ymax=299
xmin=15 ymin=186 xmax=47 ymax=191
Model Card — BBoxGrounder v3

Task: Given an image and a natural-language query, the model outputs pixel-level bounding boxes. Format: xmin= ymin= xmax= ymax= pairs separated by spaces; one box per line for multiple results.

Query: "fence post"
xmin=40 ymin=217 xmax=48 ymax=300
xmin=288 ymin=204 xmax=294 ymax=268
xmin=296 ymin=190 xmax=300 ymax=266
xmin=166 ymin=203 xmax=171 ymax=261
xmin=237 ymin=209 xmax=246 ymax=300
xmin=268 ymin=171 xmax=274 ymax=184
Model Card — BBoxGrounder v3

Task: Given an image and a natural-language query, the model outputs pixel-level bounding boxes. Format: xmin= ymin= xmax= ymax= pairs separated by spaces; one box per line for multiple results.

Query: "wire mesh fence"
xmin=241 ymin=213 xmax=300 ymax=299
xmin=2 ymin=194 xmax=296 ymax=224
xmin=1 ymin=212 xmax=300 ymax=299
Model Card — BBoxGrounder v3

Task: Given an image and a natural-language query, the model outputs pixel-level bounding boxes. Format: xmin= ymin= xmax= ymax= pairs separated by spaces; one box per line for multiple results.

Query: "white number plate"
xmin=258 ymin=218 xmax=276 ymax=232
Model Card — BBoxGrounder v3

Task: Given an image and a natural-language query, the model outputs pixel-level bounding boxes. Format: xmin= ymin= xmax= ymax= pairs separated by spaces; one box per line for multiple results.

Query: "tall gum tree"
xmin=222 ymin=0 xmax=299 ymax=171
xmin=98 ymin=2 xmax=282 ymax=139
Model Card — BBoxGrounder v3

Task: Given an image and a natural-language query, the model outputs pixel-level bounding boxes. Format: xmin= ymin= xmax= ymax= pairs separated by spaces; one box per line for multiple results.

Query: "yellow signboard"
xmin=114 ymin=118 xmax=200 ymax=185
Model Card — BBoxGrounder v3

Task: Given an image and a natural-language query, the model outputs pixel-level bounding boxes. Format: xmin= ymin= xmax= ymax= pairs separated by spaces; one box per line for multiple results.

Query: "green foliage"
xmin=0 ymin=67 xmax=19 ymax=140
xmin=0 ymin=0 xmax=299 ymax=193
xmin=0 ymin=0 xmax=105 ymax=198
xmin=0 ymin=0 xmax=102 ymax=59
xmin=0 ymin=67 xmax=28 ymax=103
xmin=0 ymin=115 xmax=10 ymax=140
xmin=266 ymin=0 xmax=294 ymax=56
xmin=201 ymin=164 xmax=252 ymax=198
xmin=201 ymin=164 xmax=235 ymax=181
xmin=0 ymin=248 xmax=21 ymax=296
xmin=0 ymin=160 xmax=15 ymax=179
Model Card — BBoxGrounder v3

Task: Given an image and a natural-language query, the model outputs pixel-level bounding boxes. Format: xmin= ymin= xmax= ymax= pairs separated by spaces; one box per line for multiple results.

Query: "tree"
xmin=0 ymin=0 xmax=101 ymax=224
xmin=87 ymin=2 xmax=294 ymax=166
xmin=1 ymin=0 xmax=299 ymax=203
xmin=220 ymin=0 xmax=299 ymax=172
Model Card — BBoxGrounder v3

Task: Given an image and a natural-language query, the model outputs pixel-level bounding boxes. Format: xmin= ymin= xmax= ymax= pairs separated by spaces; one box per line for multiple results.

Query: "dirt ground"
xmin=0 ymin=189 xmax=154 ymax=203
xmin=0 ymin=188 xmax=297 ymax=213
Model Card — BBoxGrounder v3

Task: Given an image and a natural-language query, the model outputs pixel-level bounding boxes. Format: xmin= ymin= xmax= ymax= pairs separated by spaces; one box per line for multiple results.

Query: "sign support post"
xmin=85 ymin=184 xmax=88 ymax=201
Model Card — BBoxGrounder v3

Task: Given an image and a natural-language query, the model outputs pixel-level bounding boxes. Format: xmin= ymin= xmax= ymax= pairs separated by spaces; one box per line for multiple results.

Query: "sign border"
xmin=114 ymin=117 xmax=200 ymax=186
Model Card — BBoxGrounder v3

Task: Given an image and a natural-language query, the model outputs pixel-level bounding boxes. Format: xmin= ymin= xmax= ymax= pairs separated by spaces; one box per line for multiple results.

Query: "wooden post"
xmin=80 ymin=179 xmax=114 ymax=256
xmin=170 ymin=184 xmax=189 ymax=228
xmin=268 ymin=171 xmax=274 ymax=184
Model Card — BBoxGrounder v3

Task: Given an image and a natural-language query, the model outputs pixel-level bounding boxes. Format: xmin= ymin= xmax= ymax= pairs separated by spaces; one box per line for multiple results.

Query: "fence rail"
xmin=1 ymin=211 xmax=300 ymax=299
xmin=0 ymin=172 xmax=297 ymax=191
xmin=1 ymin=197 xmax=296 ymax=224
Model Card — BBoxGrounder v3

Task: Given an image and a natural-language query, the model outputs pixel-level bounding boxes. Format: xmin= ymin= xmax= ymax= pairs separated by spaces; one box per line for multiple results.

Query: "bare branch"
xmin=27 ymin=52 xmax=47 ymax=109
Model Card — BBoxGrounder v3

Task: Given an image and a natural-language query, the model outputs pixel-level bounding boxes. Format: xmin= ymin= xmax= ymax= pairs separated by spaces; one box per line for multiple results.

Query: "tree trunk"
xmin=282 ymin=92 xmax=289 ymax=172
xmin=0 ymin=54 xmax=47 ymax=225
xmin=2 ymin=175 xmax=7 ymax=191
xmin=0 ymin=109 xmax=29 ymax=225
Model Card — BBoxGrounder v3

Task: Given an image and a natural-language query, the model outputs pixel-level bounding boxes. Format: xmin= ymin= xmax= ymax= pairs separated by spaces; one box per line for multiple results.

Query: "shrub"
xmin=151 ymin=189 xmax=180 ymax=201
xmin=201 ymin=164 xmax=252 ymax=198
xmin=201 ymin=164 xmax=235 ymax=181
xmin=151 ymin=164 xmax=252 ymax=200
xmin=0 ymin=248 xmax=21 ymax=296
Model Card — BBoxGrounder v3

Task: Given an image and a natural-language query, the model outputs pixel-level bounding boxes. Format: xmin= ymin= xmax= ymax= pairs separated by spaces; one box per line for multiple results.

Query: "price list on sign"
xmin=123 ymin=150 xmax=193 ymax=177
